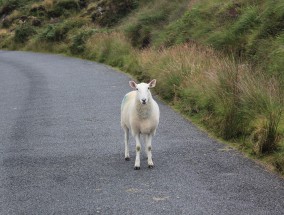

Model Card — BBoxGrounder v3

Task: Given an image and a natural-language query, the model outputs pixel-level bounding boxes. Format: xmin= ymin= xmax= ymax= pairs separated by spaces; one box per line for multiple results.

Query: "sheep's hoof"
xmin=125 ymin=157 xmax=130 ymax=161
xmin=148 ymin=165 xmax=154 ymax=169
xmin=134 ymin=166 xmax=140 ymax=170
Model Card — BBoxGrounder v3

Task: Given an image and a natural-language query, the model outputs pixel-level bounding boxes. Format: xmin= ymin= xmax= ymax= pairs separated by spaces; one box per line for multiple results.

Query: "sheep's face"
xmin=129 ymin=79 xmax=156 ymax=105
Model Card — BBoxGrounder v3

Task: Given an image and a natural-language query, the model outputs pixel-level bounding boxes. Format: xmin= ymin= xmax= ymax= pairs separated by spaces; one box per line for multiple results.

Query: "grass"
xmin=85 ymin=33 xmax=284 ymax=171
xmin=120 ymin=0 xmax=189 ymax=48
xmin=136 ymin=41 xmax=284 ymax=164
xmin=155 ymin=0 xmax=284 ymax=77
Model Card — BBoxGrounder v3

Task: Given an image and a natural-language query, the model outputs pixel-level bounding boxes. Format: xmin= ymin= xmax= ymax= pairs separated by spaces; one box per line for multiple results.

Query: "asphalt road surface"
xmin=1 ymin=51 xmax=284 ymax=215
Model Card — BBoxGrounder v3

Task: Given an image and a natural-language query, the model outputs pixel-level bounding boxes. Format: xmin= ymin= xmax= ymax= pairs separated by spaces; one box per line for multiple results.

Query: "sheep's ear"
xmin=129 ymin=81 xmax=137 ymax=89
xmin=149 ymin=79 xmax=156 ymax=88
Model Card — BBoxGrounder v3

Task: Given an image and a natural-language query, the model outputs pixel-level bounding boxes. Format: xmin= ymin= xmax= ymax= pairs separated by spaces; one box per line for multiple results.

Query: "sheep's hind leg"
xmin=124 ymin=127 xmax=130 ymax=161
xmin=145 ymin=134 xmax=154 ymax=168
xmin=134 ymin=134 xmax=141 ymax=170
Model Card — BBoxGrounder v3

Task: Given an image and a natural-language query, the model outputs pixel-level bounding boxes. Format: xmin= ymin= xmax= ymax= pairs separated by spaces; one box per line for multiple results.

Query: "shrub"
xmin=47 ymin=0 xmax=80 ymax=18
xmin=14 ymin=24 xmax=36 ymax=43
xmin=91 ymin=0 xmax=138 ymax=27
xmin=39 ymin=18 xmax=85 ymax=42
xmin=70 ymin=30 xmax=94 ymax=55
xmin=0 ymin=0 xmax=19 ymax=16
xmin=56 ymin=0 xmax=79 ymax=10
xmin=1 ymin=9 xmax=20 ymax=28
xmin=125 ymin=10 xmax=167 ymax=48
xmin=39 ymin=24 xmax=66 ymax=41
xmin=29 ymin=4 xmax=47 ymax=17
xmin=125 ymin=23 xmax=151 ymax=48
xmin=2 ymin=17 xmax=11 ymax=28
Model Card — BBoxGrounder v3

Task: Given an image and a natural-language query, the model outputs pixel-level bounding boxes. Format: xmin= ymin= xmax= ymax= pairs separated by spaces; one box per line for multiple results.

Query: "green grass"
xmin=155 ymin=0 xmax=284 ymax=77
xmin=121 ymin=0 xmax=189 ymax=48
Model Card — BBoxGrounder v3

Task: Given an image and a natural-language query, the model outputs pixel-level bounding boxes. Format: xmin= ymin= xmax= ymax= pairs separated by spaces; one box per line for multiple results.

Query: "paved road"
xmin=0 ymin=51 xmax=284 ymax=215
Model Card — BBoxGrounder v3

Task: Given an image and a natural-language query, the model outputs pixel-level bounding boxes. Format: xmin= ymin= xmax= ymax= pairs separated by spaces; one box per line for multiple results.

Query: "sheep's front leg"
xmin=145 ymin=134 xmax=154 ymax=168
xmin=124 ymin=127 xmax=130 ymax=161
xmin=134 ymin=134 xmax=141 ymax=170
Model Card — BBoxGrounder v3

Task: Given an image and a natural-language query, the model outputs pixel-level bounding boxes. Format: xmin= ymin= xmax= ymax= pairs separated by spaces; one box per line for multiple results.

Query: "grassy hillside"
xmin=0 ymin=0 xmax=283 ymax=174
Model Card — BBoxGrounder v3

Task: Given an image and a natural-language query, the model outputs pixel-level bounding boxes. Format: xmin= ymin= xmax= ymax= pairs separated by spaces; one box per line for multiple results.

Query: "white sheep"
xmin=121 ymin=79 xmax=160 ymax=170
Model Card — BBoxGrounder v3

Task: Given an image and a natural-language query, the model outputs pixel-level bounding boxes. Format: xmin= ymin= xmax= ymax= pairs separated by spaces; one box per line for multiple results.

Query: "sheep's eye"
xmin=136 ymin=88 xmax=138 ymax=90
xmin=148 ymin=87 xmax=150 ymax=89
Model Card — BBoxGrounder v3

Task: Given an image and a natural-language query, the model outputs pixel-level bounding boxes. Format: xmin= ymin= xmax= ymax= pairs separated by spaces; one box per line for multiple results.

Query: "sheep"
xmin=121 ymin=79 xmax=160 ymax=170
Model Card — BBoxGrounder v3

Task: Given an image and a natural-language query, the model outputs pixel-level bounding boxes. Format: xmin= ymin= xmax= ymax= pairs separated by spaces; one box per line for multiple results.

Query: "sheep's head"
xmin=129 ymin=79 xmax=156 ymax=105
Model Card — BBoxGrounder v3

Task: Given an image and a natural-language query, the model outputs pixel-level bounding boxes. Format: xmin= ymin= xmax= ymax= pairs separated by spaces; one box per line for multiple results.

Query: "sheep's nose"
xmin=142 ymin=99 xmax=146 ymax=104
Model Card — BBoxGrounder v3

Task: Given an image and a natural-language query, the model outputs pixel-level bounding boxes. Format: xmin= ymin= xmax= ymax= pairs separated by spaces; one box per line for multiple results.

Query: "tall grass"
xmin=137 ymin=42 xmax=283 ymax=153
xmin=239 ymin=74 xmax=283 ymax=154
xmin=84 ymin=32 xmax=144 ymax=79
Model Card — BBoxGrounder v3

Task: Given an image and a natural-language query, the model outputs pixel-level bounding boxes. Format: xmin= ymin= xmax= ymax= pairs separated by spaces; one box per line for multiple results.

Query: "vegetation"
xmin=14 ymin=23 xmax=36 ymax=43
xmin=0 ymin=0 xmax=283 ymax=174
